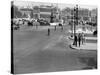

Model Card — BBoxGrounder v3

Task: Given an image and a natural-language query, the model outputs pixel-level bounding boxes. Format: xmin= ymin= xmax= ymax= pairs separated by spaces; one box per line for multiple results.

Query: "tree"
xmin=12 ymin=5 xmax=22 ymax=18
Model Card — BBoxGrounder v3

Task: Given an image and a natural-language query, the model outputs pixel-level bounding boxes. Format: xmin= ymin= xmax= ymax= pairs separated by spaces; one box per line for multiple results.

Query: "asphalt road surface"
xmin=13 ymin=25 xmax=97 ymax=74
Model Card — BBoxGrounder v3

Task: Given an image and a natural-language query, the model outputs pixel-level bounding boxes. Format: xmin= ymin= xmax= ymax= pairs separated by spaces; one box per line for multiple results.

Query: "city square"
xmin=11 ymin=1 xmax=97 ymax=74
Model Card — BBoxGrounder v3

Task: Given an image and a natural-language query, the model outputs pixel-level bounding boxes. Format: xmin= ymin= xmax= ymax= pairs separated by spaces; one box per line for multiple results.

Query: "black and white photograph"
xmin=11 ymin=0 xmax=97 ymax=74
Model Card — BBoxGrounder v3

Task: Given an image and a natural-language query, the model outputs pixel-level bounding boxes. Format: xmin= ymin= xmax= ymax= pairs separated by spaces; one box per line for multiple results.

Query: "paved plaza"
xmin=11 ymin=1 xmax=97 ymax=74
xmin=13 ymin=25 xmax=97 ymax=74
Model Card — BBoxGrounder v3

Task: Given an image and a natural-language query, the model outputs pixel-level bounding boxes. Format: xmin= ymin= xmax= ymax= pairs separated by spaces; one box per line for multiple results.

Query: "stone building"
xmin=19 ymin=5 xmax=60 ymax=22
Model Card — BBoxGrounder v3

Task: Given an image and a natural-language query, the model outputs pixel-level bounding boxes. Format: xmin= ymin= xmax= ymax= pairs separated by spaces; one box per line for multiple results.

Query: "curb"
xmin=69 ymin=44 xmax=97 ymax=51
xmin=69 ymin=44 xmax=81 ymax=50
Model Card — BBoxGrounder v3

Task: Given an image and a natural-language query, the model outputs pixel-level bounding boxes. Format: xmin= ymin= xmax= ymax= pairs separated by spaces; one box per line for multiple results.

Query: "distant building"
xmin=19 ymin=5 xmax=59 ymax=22
xmin=62 ymin=7 xmax=90 ymax=23
xmin=33 ymin=5 xmax=60 ymax=22
xmin=89 ymin=9 xmax=97 ymax=23
xmin=78 ymin=8 xmax=90 ymax=21
xmin=20 ymin=7 xmax=33 ymax=19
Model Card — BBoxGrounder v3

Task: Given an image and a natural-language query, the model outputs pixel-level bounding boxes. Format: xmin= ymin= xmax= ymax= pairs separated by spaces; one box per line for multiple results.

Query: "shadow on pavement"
xmin=78 ymin=57 xmax=97 ymax=70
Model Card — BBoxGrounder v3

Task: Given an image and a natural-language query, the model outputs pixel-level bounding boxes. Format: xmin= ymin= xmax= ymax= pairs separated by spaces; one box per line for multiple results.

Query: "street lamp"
xmin=73 ymin=4 xmax=78 ymax=45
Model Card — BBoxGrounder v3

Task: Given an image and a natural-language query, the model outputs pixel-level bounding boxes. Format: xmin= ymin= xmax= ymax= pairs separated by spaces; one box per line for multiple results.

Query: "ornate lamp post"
xmin=73 ymin=5 xmax=78 ymax=45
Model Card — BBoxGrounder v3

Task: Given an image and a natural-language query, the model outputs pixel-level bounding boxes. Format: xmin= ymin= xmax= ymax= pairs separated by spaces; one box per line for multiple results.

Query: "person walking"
xmin=78 ymin=33 xmax=81 ymax=47
xmin=74 ymin=35 xmax=77 ymax=47
xmin=61 ymin=25 xmax=63 ymax=32
xmin=54 ymin=26 xmax=56 ymax=31
xmin=83 ymin=33 xmax=86 ymax=44
xmin=48 ymin=28 xmax=50 ymax=36
xmin=82 ymin=32 xmax=84 ymax=44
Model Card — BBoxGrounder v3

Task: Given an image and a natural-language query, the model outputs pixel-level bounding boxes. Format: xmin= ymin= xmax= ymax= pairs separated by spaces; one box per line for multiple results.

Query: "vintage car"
xmin=37 ymin=19 xmax=50 ymax=26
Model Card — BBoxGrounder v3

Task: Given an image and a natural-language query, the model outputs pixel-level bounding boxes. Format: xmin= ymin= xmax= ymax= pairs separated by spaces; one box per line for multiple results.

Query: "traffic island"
xmin=70 ymin=43 xmax=97 ymax=50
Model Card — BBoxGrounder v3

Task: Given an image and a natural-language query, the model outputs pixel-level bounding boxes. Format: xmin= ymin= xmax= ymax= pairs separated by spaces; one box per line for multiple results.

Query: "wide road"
xmin=13 ymin=25 xmax=97 ymax=74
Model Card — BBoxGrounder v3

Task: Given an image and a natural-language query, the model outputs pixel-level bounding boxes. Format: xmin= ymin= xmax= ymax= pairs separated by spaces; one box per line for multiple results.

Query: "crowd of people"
xmin=73 ymin=32 xmax=85 ymax=47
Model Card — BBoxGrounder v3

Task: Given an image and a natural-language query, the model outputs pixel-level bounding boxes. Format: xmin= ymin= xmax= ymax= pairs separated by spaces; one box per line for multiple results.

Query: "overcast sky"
xmin=13 ymin=1 xmax=97 ymax=10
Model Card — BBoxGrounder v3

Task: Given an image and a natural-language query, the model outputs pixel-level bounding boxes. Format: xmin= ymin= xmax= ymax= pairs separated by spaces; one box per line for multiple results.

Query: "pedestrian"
xmin=83 ymin=33 xmax=86 ymax=44
xmin=78 ymin=33 xmax=81 ymax=47
xmin=35 ymin=20 xmax=38 ymax=29
xmin=74 ymin=35 xmax=77 ymax=47
xmin=54 ymin=26 xmax=56 ymax=31
xmin=48 ymin=28 xmax=50 ymax=36
xmin=61 ymin=26 xmax=63 ymax=32
xmin=81 ymin=32 xmax=85 ymax=44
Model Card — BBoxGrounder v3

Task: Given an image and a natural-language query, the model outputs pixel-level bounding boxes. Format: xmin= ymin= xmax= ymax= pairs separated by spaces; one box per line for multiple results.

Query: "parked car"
xmin=86 ymin=22 xmax=97 ymax=26
xmin=28 ymin=21 xmax=33 ymax=26
xmin=13 ymin=24 xmax=20 ymax=30
xmin=93 ymin=30 xmax=97 ymax=36
xmin=37 ymin=19 xmax=50 ymax=26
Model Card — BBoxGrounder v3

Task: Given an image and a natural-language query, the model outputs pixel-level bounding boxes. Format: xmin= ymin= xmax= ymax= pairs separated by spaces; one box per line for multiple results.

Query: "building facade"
xmin=33 ymin=5 xmax=60 ymax=22
xmin=20 ymin=7 xmax=33 ymax=19
xmin=19 ymin=5 xmax=59 ymax=22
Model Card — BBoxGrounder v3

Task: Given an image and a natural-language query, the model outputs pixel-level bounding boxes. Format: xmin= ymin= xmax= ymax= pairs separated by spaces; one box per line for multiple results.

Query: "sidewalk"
xmin=70 ymin=43 xmax=97 ymax=50
xmin=85 ymin=37 xmax=97 ymax=40
xmin=68 ymin=36 xmax=97 ymax=41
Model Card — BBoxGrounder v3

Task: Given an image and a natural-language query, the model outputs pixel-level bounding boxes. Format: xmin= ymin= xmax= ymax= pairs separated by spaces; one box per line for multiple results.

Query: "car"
xmin=28 ymin=21 xmax=33 ymax=26
xmin=13 ymin=25 xmax=20 ymax=30
xmin=93 ymin=30 xmax=97 ymax=36
xmin=37 ymin=19 xmax=50 ymax=26
xmin=59 ymin=23 xmax=63 ymax=26
xmin=86 ymin=22 xmax=97 ymax=26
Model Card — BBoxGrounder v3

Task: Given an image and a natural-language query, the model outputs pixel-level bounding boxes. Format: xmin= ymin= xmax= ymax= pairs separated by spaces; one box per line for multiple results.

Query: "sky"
xmin=13 ymin=1 xmax=97 ymax=10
